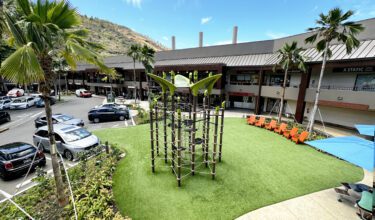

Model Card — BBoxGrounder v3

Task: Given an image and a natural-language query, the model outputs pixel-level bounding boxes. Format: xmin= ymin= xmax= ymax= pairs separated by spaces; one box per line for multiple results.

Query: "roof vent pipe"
xmin=232 ymin=26 xmax=238 ymax=44
xmin=199 ymin=32 xmax=203 ymax=47
xmin=171 ymin=36 xmax=176 ymax=50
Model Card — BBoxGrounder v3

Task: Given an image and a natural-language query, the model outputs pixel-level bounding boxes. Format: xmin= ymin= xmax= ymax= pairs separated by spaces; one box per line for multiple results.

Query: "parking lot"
xmin=0 ymin=95 xmax=134 ymax=200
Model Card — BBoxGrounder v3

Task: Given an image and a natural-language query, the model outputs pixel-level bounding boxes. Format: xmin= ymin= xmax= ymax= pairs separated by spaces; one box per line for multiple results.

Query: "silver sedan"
xmin=32 ymin=124 xmax=100 ymax=160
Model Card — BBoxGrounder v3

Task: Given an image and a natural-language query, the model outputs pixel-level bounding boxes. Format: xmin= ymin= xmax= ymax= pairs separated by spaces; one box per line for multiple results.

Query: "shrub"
xmin=0 ymin=144 xmax=126 ymax=220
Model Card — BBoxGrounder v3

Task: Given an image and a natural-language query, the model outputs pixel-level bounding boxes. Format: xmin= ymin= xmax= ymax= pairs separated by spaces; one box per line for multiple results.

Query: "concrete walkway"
xmin=237 ymin=170 xmax=372 ymax=220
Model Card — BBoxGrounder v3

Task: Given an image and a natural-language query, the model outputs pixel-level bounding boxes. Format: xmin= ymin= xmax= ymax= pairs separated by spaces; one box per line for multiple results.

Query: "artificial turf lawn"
xmin=94 ymin=118 xmax=363 ymax=220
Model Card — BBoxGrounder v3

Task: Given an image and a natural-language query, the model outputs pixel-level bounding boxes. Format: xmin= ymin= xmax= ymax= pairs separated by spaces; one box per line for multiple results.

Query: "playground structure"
xmin=148 ymin=71 xmax=226 ymax=187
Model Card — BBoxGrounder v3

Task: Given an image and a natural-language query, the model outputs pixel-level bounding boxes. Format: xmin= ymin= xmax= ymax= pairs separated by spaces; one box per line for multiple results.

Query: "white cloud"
xmin=266 ymin=31 xmax=288 ymax=39
xmin=201 ymin=16 xmax=212 ymax=25
xmin=124 ymin=0 xmax=142 ymax=8
xmin=162 ymin=36 xmax=169 ymax=41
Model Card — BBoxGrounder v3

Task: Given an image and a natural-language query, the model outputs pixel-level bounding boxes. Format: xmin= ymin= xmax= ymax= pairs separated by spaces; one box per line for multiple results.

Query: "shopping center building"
xmin=75 ymin=18 xmax=375 ymax=128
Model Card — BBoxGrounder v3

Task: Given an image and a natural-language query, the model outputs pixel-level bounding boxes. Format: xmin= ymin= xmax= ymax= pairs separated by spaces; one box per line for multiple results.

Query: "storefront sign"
xmin=333 ymin=67 xmax=374 ymax=73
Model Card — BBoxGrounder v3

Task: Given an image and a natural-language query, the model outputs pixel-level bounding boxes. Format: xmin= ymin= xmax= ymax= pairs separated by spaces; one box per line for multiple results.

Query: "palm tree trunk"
xmin=65 ymin=74 xmax=68 ymax=95
xmin=139 ymin=71 xmax=143 ymax=101
xmin=145 ymin=71 xmax=150 ymax=102
xmin=58 ymin=72 xmax=61 ymax=101
xmin=0 ymin=0 xmax=6 ymax=94
xmin=40 ymin=55 xmax=68 ymax=207
xmin=307 ymin=42 xmax=329 ymax=133
xmin=133 ymin=60 xmax=137 ymax=104
xmin=278 ymin=68 xmax=288 ymax=123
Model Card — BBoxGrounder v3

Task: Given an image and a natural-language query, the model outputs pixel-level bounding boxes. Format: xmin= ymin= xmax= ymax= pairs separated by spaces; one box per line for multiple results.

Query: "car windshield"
xmin=13 ymin=99 xmax=25 ymax=103
xmin=55 ymin=115 xmax=74 ymax=122
xmin=63 ymin=128 xmax=91 ymax=142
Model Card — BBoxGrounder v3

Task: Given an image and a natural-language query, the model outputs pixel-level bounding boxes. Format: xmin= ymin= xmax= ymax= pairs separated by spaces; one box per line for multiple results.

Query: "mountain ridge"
xmin=80 ymin=15 xmax=168 ymax=57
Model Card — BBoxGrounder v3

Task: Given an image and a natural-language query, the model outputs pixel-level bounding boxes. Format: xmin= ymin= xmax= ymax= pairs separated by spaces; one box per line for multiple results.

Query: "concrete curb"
xmin=0 ymin=127 xmax=9 ymax=133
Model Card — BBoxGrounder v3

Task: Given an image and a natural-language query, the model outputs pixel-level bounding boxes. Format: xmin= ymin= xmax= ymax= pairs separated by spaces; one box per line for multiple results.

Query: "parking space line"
xmin=31 ymin=112 xmax=43 ymax=118
xmin=125 ymin=121 xmax=128 ymax=127
xmin=16 ymin=178 xmax=33 ymax=189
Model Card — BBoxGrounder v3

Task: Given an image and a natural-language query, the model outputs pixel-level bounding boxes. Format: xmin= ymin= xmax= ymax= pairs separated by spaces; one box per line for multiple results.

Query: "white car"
xmin=10 ymin=97 xmax=36 ymax=109
xmin=7 ymin=88 xmax=24 ymax=97
xmin=0 ymin=99 xmax=12 ymax=110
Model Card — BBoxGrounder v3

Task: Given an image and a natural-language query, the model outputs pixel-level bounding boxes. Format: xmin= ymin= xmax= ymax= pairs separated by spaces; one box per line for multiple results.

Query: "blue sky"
xmin=69 ymin=0 xmax=375 ymax=49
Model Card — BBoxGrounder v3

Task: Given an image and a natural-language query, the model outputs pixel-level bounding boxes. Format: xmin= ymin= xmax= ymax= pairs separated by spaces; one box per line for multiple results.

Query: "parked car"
xmin=0 ymin=99 xmax=12 ymax=110
xmin=33 ymin=124 xmax=100 ymax=160
xmin=0 ymin=96 xmax=12 ymax=101
xmin=0 ymin=142 xmax=46 ymax=180
xmin=34 ymin=113 xmax=84 ymax=128
xmin=6 ymin=88 xmax=24 ymax=97
xmin=88 ymin=107 xmax=130 ymax=123
xmin=75 ymin=89 xmax=92 ymax=98
xmin=35 ymin=97 xmax=56 ymax=107
xmin=94 ymin=103 xmax=128 ymax=110
xmin=0 ymin=112 xmax=11 ymax=124
xmin=10 ymin=96 xmax=36 ymax=109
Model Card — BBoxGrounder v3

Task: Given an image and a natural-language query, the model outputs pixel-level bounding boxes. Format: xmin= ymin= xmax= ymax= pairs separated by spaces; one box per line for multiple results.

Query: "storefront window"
xmin=355 ymin=74 xmax=375 ymax=91
xmin=230 ymin=74 xmax=258 ymax=85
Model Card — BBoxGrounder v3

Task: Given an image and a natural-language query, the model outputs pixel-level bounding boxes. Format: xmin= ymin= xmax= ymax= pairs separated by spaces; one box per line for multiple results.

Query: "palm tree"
xmin=140 ymin=45 xmax=155 ymax=101
xmin=273 ymin=41 xmax=306 ymax=123
xmin=0 ymin=0 xmax=112 ymax=207
xmin=305 ymin=8 xmax=364 ymax=133
xmin=127 ymin=43 xmax=141 ymax=103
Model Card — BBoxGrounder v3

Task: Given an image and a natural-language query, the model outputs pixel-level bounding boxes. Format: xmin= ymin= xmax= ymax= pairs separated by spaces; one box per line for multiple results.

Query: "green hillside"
xmin=80 ymin=15 xmax=167 ymax=56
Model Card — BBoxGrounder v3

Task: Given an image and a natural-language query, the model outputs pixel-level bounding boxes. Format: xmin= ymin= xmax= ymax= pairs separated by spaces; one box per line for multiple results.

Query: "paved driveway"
xmin=0 ymin=95 xmax=134 ymax=199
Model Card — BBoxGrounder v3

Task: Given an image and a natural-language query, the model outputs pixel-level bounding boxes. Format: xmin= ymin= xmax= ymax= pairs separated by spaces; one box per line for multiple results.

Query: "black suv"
xmin=88 ymin=107 xmax=130 ymax=123
xmin=0 ymin=142 xmax=46 ymax=180
xmin=0 ymin=111 xmax=11 ymax=125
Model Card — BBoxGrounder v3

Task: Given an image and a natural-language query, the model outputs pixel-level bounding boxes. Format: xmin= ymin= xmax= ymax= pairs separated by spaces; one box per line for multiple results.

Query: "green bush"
xmin=0 ymin=144 xmax=127 ymax=220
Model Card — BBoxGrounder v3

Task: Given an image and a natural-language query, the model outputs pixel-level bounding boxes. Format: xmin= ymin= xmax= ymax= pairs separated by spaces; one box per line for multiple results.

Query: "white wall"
xmin=290 ymin=73 xmax=301 ymax=88
xmin=285 ymin=100 xmax=297 ymax=115
xmin=304 ymin=103 xmax=375 ymax=128
xmin=309 ymin=67 xmax=359 ymax=89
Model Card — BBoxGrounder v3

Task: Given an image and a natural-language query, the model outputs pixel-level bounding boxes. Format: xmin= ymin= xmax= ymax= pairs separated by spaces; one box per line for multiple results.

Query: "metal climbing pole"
xmin=212 ymin=107 xmax=219 ymax=180
xmin=177 ymin=109 xmax=182 ymax=187
xmin=163 ymin=92 xmax=168 ymax=163
xmin=155 ymin=104 xmax=159 ymax=156
xmin=205 ymin=95 xmax=211 ymax=167
xmin=219 ymin=101 xmax=225 ymax=162
xmin=149 ymin=106 xmax=155 ymax=172
xmin=202 ymin=95 xmax=207 ymax=165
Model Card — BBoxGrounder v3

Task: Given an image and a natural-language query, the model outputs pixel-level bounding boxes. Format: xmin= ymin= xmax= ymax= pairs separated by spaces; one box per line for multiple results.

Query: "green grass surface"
xmin=94 ymin=118 xmax=363 ymax=220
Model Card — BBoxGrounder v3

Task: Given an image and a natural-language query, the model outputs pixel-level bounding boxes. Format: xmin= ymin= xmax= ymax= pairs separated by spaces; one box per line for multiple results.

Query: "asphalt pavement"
xmin=0 ymin=95 xmax=134 ymax=201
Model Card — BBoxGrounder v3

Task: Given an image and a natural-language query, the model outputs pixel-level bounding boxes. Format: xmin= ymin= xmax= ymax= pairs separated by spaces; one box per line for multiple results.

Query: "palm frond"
xmin=305 ymin=33 xmax=318 ymax=44
xmin=4 ymin=10 xmax=27 ymax=46
xmin=0 ymin=43 xmax=44 ymax=84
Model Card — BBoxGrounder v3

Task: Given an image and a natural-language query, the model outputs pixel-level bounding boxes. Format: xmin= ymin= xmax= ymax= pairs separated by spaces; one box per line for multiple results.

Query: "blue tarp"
xmin=306 ymin=136 xmax=374 ymax=171
xmin=355 ymin=124 xmax=375 ymax=137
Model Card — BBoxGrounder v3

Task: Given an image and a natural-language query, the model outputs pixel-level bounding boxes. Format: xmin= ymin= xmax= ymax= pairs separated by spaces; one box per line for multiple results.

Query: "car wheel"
xmin=26 ymin=104 xmax=29 ymax=108
xmin=6 ymin=116 xmax=10 ymax=122
xmin=64 ymin=150 xmax=74 ymax=161
xmin=93 ymin=118 xmax=100 ymax=123
xmin=119 ymin=115 xmax=125 ymax=121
